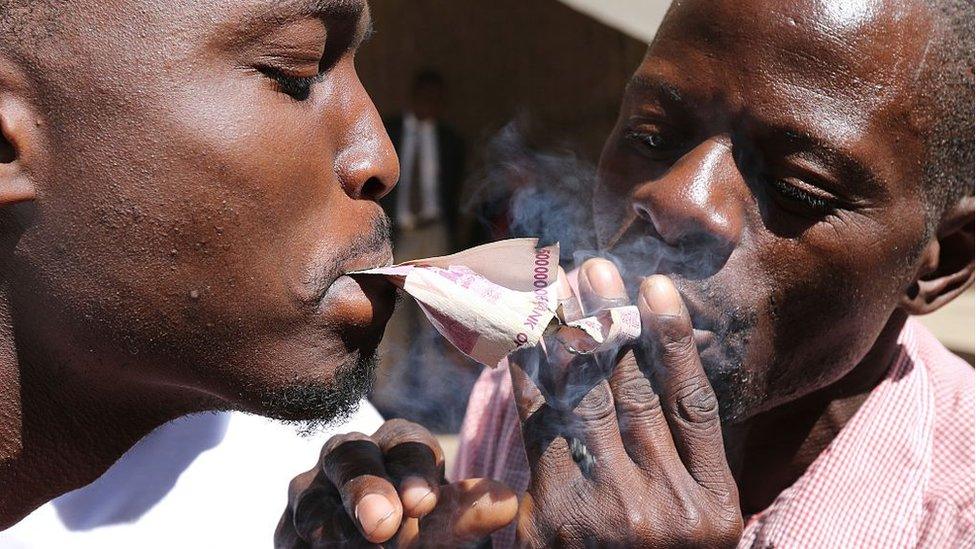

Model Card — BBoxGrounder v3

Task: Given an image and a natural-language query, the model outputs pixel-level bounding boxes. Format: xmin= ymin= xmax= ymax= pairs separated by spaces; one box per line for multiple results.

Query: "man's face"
xmin=596 ymin=0 xmax=936 ymax=422
xmin=7 ymin=0 xmax=398 ymax=422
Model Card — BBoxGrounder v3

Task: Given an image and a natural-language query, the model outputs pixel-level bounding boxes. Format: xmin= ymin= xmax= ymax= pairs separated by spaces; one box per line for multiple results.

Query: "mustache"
xmin=596 ymin=226 xmax=756 ymax=361
xmin=307 ymin=213 xmax=393 ymax=306
xmin=608 ymin=232 xmax=728 ymax=283
xmin=333 ymin=213 xmax=393 ymax=271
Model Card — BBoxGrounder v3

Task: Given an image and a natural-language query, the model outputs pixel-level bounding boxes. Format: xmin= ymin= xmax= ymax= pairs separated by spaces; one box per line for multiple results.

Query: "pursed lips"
xmin=295 ymin=245 xmax=395 ymax=311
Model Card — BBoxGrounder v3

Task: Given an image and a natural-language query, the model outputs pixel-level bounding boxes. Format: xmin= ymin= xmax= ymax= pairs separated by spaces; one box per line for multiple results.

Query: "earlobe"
xmin=0 ymin=96 xmax=37 ymax=207
xmin=901 ymin=197 xmax=975 ymax=315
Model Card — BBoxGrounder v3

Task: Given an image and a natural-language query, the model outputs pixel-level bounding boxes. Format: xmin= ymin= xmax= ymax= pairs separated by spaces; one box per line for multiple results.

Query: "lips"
xmin=306 ymin=243 xmax=394 ymax=307
xmin=324 ymin=244 xmax=395 ymax=305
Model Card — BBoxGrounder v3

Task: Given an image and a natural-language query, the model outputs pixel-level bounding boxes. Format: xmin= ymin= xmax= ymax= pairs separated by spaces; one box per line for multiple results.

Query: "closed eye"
xmin=257 ymin=66 xmax=322 ymax=101
xmin=766 ymin=176 xmax=836 ymax=215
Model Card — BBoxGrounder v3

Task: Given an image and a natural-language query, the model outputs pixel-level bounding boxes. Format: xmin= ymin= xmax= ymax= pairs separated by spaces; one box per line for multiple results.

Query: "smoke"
xmin=375 ymin=120 xmax=759 ymax=471
xmin=466 ymin=121 xmax=597 ymax=264
xmin=463 ymin=121 xmax=761 ymax=459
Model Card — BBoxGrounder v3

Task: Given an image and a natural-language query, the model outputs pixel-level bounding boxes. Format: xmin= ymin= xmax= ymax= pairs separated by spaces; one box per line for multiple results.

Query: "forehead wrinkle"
xmin=671 ymin=0 xmax=922 ymax=98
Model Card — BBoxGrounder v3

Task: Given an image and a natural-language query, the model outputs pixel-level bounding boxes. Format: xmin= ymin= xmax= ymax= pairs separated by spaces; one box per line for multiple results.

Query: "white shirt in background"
xmin=396 ymin=112 xmax=441 ymax=230
xmin=0 ymin=402 xmax=384 ymax=548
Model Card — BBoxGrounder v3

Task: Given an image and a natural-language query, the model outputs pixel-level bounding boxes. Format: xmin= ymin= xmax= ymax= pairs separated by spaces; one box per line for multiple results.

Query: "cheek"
xmin=16 ymin=75 xmax=354 ymax=366
xmin=747 ymin=219 xmax=918 ymax=399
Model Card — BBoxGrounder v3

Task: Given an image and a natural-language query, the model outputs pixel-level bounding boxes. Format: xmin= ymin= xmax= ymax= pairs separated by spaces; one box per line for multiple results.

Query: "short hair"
xmin=917 ymin=0 xmax=975 ymax=228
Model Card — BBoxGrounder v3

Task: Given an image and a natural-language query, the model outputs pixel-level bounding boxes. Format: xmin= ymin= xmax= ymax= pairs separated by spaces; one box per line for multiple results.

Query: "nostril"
xmin=633 ymin=203 xmax=652 ymax=222
xmin=0 ymin=140 xmax=13 ymax=164
xmin=360 ymin=177 xmax=387 ymax=200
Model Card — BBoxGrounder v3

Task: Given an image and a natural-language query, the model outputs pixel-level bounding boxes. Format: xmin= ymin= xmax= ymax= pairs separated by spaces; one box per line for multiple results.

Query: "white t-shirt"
xmin=0 ymin=402 xmax=384 ymax=548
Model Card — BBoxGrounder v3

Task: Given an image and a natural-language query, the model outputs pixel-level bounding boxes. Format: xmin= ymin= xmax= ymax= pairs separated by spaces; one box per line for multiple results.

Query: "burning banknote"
xmin=352 ymin=238 xmax=641 ymax=368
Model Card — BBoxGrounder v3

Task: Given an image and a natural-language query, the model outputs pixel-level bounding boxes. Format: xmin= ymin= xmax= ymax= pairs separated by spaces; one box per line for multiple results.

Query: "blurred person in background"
xmin=372 ymin=69 xmax=477 ymax=432
xmin=383 ymin=69 xmax=466 ymax=255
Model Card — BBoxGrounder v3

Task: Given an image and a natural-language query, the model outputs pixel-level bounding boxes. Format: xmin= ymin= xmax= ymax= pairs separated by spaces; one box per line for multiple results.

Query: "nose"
xmin=333 ymin=71 xmax=400 ymax=201
xmin=631 ymin=139 xmax=744 ymax=272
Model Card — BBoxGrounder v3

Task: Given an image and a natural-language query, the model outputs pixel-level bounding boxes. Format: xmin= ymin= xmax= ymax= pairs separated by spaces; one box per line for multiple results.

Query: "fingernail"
xmin=641 ymin=275 xmax=683 ymax=316
xmin=401 ymin=476 xmax=435 ymax=510
xmin=580 ymin=258 xmax=626 ymax=298
xmin=354 ymin=493 xmax=395 ymax=535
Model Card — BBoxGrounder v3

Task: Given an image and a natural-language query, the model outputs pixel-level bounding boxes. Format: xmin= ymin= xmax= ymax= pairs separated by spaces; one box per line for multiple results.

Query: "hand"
xmin=275 ymin=419 xmax=517 ymax=548
xmin=509 ymin=259 xmax=743 ymax=547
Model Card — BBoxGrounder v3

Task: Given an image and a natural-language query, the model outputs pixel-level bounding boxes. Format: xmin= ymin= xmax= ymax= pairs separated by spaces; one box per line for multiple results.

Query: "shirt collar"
xmin=741 ymin=320 xmax=934 ymax=546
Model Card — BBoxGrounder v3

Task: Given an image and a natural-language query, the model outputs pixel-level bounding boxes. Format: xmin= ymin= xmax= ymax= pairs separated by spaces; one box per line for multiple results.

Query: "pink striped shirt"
xmin=453 ymin=318 xmax=975 ymax=547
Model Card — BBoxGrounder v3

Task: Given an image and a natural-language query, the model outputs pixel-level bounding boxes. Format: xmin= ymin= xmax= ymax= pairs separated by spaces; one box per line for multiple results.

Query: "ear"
xmin=901 ymin=196 xmax=975 ymax=315
xmin=0 ymin=94 xmax=37 ymax=206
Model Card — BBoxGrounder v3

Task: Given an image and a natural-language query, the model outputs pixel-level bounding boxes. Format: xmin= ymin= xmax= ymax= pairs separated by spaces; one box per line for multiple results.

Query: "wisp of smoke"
xmin=467 ymin=122 xmax=598 ymax=264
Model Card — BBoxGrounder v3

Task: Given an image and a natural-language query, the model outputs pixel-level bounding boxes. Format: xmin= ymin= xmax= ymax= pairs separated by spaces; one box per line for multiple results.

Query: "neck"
xmin=729 ymin=311 xmax=908 ymax=515
xmin=0 ymin=285 xmax=203 ymax=529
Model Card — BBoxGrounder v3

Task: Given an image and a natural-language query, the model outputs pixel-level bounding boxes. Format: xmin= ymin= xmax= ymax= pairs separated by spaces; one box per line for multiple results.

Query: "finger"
xmin=372 ymin=419 xmax=443 ymax=518
xmin=638 ymin=275 xmax=735 ymax=495
xmin=569 ymin=375 xmax=628 ymax=479
xmin=395 ymin=517 xmax=420 ymax=548
xmin=411 ymin=478 xmax=518 ymax=547
xmin=286 ymin=470 xmax=363 ymax=546
xmin=284 ymin=468 xmax=345 ymax=545
xmin=555 ymin=267 xmax=584 ymax=322
xmin=607 ymin=349 xmax=682 ymax=470
xmin=577 ymin=258 xmax=630 ymax=315
xmin=509 ymin=345 xmax=548 ymax=425
xmin=319 ymin=432 xmax=402 ymax=544
xmin=543 ymin=268 xmax=583 ymax=397
xmin=276 ymin=491 xmax=311 ymax=549
xmin=285 ymin=468 xmax=317 ymax=538
xmin=509 ymin=349 xmax=582 ymax=485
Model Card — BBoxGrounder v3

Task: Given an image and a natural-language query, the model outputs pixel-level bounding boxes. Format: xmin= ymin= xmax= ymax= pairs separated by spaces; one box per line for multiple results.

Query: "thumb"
xmin=398 ymin=478 xmax=517 ymax=547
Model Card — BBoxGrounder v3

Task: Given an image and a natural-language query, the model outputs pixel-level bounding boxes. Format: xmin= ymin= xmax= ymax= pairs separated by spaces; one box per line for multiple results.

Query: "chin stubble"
xmin=258 ymin=349 xmax=379 ymax=436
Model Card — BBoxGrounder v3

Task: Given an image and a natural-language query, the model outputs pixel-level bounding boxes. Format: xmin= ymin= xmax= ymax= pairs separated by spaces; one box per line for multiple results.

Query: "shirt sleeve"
xmin=452 ymin=358 xmax=530 ymax=496
xmin=451 ymin=361 xmax=512 ymax=482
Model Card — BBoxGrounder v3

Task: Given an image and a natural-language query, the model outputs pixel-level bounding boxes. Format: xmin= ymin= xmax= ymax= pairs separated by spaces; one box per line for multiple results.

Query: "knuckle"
xmin=615 ymin=382 xmax=664 ymax=418
xmin=319 ymin=431 xmax=371 ymax=460
xmin=674 ymin=382 xmax=720 ymax=424
xmin=662 ymin=332 xmax=698 ymax=360
xmin=574 ymin=384 xmax=616 ymax=423
xmin=374 ymin=418 xmax=421 ymax=441
xmin=375 ymin=419 xmax=440 ymax=454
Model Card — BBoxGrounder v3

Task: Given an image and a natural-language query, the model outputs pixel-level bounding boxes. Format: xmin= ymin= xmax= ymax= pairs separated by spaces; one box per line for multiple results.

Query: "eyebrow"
xmin=229 ymin=0 xmax=366 ymax=40
xmin=257 ymin=0 xmax=367 ymax=25
xmin=625 ymin=74 xmax=684 ymax=105
xmin=227 ymin=0 xmax=371 ymax=51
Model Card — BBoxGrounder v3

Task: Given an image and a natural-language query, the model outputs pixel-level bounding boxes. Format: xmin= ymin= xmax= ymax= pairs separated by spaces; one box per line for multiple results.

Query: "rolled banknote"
xmin=352 ymin=238 xmax=641 ymax=368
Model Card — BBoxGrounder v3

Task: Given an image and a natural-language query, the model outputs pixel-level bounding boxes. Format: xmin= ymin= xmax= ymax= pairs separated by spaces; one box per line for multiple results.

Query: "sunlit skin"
xmin=594 ymin=0 xmax=972 ymax=510
xmin=292 ymin=0 xmax=972 ymax=546
xmin=0 ymin=0 xmax=406 ymax=527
